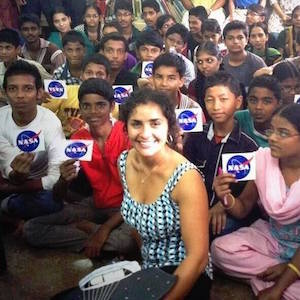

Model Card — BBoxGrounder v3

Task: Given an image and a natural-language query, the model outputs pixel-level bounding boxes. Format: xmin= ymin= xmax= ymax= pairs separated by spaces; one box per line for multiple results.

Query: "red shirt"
xmin=71 ymin=121 xmax=130 ymax=208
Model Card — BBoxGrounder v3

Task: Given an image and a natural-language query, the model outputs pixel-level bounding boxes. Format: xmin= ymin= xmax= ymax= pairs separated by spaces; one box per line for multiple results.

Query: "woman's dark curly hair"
xmin=119 ymin=88 xmax=179 ymax=143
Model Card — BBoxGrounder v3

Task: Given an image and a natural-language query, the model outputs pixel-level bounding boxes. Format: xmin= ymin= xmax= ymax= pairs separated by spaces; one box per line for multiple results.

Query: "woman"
xmin=212 ymin=103 xmax=300 ymax=300
xmin=119 ymin=89 xmax=212 ymax=299
xmin=188 ymin=41 xmax=222 ymax=120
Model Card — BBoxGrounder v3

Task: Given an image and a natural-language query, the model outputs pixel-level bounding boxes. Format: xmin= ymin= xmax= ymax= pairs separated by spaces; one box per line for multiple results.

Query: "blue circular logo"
xmin=16 ymin=130 xmax=40 ymax=152
xmin=296 ymin=96 xmax=300 ymax=104
xmin=48 ymin=81 xmax=65 ymax=98
xmin=144 ymin=63 xmax=153 ymax=77
xmin=113 ymin=87 xmax=130 ymax=104
xmin=65 ymin=142 xmax=88 ymax=159
xmin=226 ymin=155 xmax=251 ymax=180
xmin=177 ymin=110 xmax=197 ymax=131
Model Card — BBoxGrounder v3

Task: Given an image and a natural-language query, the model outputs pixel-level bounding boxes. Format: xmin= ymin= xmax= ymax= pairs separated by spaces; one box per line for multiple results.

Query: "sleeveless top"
xmin=119 ymin=151 xmax=213 ymax=278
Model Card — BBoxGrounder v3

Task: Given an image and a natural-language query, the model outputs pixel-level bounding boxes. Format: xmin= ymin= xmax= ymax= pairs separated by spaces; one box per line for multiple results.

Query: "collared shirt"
xmin=53 ymin=62 xmax=82 ymax=85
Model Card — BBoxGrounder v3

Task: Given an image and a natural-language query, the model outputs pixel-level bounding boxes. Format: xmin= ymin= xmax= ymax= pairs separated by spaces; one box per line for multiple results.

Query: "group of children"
xmin=1 ymin=0 xmax=300 ymax=299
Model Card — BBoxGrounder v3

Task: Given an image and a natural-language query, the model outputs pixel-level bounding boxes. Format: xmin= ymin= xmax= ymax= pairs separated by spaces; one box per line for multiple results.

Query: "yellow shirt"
xmin=191 ymin=0 xmax=215 ymax=9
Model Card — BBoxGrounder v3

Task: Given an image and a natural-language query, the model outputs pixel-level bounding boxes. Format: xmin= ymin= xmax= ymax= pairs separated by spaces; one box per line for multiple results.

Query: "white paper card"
xmin=15 ymin=129 xmax=45 ymax=153
xmin=63 ymin=140 xmax=94 ymax=161
xmin=294 ymin=94 xmax=300 ymax=104
xmin=44 ymin=79 xmax=68 ymax=99
xmin=141 ymin=61 xmax=153 ymax=78
xmin=222 ymin=152 xmax=256 ymax=181
xmin=175 ymin=108 xmax=203 ymax=132
xmin=112 ymin=85 xmax=133 ymax=105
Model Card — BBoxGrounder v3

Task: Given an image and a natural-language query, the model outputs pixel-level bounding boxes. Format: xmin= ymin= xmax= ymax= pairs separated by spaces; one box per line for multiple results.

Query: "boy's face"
xmin=202 ymin=30 xmax=221 ymax=45
xmin=101 ymin=40 xmax=126 ymax=71
xmin=204 ymin=85 xmax=242 ymax=124
xmin=189 ymin=15 xmax=202 ymax=35
xmin=81 ymin=63 xmax=109 ymax=81
xmin=292 ymin=9 xmax=300 ymax=29
xmin=116 ymin=9 xmax=133 ymax=29
xmin=63 ymin=41 xmax=85 ymax=67
xmin=0 ymin=42 xmax=20 ymax=64
xmin=142 ymin=7 xmax=159 ymax=28
xmin=5 ymin=74 xmax=41 ymax=118
xmin=79 ymin=93 xmax=114 ymax=129
xmin=138 ymin=44 xmax=162 ymax=61
xmin=159 ymin=19 xmax=176 ymax=37
xmin=247 ymin=87 xmax=280 ymax=125
xmin=165 ymin=33 xmax=185 ymax=54
xmin=152 ymin=66 xmax=184 ymax=100
xmin=225 ymin=29 xmax=248 ymax=54
xmin=20 ymin=21 xmax=40 ymax=44
xmin=246 ymin=10 xmax=264 ymax=26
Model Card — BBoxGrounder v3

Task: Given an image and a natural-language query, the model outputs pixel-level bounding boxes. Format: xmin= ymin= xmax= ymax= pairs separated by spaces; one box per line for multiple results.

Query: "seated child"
xmin=156 ymin=14 xmax=176 ymax=38
xmin=141 ymin=0 xmax=161 ymax=30
xmin=183 ymin=71 xmax=258 ymax=239
xmin=235 ymin=75 xmax=282 ymax=147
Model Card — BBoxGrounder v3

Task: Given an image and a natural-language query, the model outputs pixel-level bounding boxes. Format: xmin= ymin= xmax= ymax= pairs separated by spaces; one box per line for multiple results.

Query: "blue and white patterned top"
xmin=119 ymin=151 xmax=213 ymax=278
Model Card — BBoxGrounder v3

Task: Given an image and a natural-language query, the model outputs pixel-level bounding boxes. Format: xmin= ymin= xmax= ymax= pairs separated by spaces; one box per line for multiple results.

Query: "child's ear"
xmin=178 ymin=76 xmax=184 ymax=89
xmin=236 ymin=95 xmax=243 ymax=110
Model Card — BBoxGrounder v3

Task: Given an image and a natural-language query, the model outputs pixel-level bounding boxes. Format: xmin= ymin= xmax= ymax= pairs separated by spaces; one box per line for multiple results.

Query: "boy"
xmin=235 ymin=75 xmax=282 ymax=147
xmin=53 ymin=30 xmax=86 ymax=85
xmin=245 ymin=4 xmax=266 ymax=26
xmin=183 ymin=71 xmax=258 ymax=238
xmin=164 ymin=24 xmax=196 ymax=87
xmin=19 ymin=14 xmax=65 ymax=74
xmin=0 ymin=60 xmax=65 ymax=223
xmin=131 ymin=30 xmax=163 ymax=77
xmin=223 ymin=20 xmax=266 ymax=91
xmin=43 ymin=53 xmax=111 ymax=137
xmin=142 ymin=0 xmax=161 ymax=30
xmin=23 ymin=78 xmax=136 ymax=258
xmin=114 ymin=0 xmax=140 ymax=57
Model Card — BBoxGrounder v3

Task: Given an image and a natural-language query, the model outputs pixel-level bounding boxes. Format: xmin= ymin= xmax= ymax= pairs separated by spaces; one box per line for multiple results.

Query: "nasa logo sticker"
xmin=294 ymin=94 xmax=300 ymax=104
xmin=44 ymin=79 xmax=67 ymax=99
xmin=141 ymin=61 xmax=153 ymax=78
xmin=112 ymin=85 xmax=133 ymax=104
xmin=63 ymin=140 xmax=94 ymax=161
xmin=16 ymin=130 xmax=41 ymax=152
xmin=222 ymin=152 xmax=256 ymax=181
xmin=175 ymin=108 xmax=203 ymax=132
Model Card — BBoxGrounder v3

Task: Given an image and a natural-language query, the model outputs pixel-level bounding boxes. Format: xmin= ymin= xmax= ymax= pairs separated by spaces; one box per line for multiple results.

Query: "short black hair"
xmin=166 ymin=24 xmax=189 ymax=44
xmin=189 ymin=6 xmax=208 ymax=22
xmin=247 ymin=4 xmax=266 ymax=16
xmin=153 ymin=53 xmax=186 ymax=78
xmin=62 ymin=30 xmax=85 ymax=48
xmin=204 ymin=71 xmax=241 ymax=97
xmin=78 ymin=78 xmax=114 ymax=104
xmin=248 ymin=75 xmax=281 ymax=102
xmin=136 ymin=30 xmax=163 ymax=50
xmin=120 ymin=88 xmax=179 ymax=141
xmin=196 ymin=41 xmax=222 ymax=61
xmin=51 ymin=6 xmax=70 ymax=21
xmin=156 ymin=14 xmax=176 ymax=31
xmin=201 ymin=18 xmax=221 ymax=34
xmin=3 ymin=60 xmax=42 ymax=90
xmin=249 ymin=22 xmax=268 ymax=36
xmin=99 ymin=32 xmax=128 ymax=51
xmin=142 ymin=0 xmax=160 ymax=12
xmin=223 ymin=20 xmax=248 ymax=39
xmin=0 ymin=28 xmax=20 ymax=48
xmin=274 ymin=103 xmax=300 ymax=134
xmin=19 ymin=13 xmax=41 ymax=29
xmin=114 ymin=0 xmax=133 ymax=14
xmin=273 ymin=61 xmax=300 ymax=81
xmin=102 ymin=20 xmax=122 ymax=34
xmin=82 ymin=53 xmax=111 ymax=75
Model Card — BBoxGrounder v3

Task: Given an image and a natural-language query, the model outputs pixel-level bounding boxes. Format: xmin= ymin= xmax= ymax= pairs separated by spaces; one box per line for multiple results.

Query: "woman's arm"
xmin=210 ymin=0 xmax=226 ymax=12
xmin=228 ymin=0 xmax=235 ymax=21
xmin=181 ymin=0 xmax=194 ymax=10
xmin=166 ymin=169 xmax=209 ymax=299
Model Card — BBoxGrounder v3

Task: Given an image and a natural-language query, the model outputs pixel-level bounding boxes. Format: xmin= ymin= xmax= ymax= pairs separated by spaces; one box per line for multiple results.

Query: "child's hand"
xmin=210 ymin=202 xmax=227 ymax=235
xmin=213 ymin=168 xmax=236 ymax=203
xmin=257 ymin=263 xmax=287 ymax=282
xmin=59 ymin=159 xmax=78 ymax=183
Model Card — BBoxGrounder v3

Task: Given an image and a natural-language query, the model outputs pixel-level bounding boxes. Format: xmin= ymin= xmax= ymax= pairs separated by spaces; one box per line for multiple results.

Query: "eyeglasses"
xmin=265 ymin=128 xmax=300 ymax=139
xmin=281 ymin=85 xmax=300 ymax=93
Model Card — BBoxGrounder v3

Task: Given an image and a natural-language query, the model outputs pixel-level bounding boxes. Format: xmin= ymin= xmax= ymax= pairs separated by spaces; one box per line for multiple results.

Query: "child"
xmin=156 ymin=14 xmax=176 ymax=38
xmin=131 ymin=30 xmax=163 ymax=77
xmin=212 ymin=103 xmax=300 ymax=300
xmin=188 ymin=41 xmax=223 ymax=120
xmin=141 ymin=0 xmax=160 ymax=30
xmin=53 ymin=30 xmax=86 ymax=85
xmin=223 ymin=20 xmax=266 ymax=91
xmin=24 ymin=78 xmax=136 ymax=259
xmin=235 ymin=75 xmax=282 ymax=147
xmin=183 ymin=71 xmax=258 ymax=238
xmin=248 ymin=22 xmax=282 ymax=66
xmin=245 ymin=4 xmax=266 ymax=26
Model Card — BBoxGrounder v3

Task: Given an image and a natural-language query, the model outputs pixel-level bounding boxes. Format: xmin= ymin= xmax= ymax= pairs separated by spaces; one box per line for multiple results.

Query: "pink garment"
xmin=211 ymin=148 xmax=300 ymax=300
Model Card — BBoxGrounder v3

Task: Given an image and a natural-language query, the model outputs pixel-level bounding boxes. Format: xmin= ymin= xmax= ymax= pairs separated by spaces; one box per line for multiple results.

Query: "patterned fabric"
xmin=53 ymin=63 xmax=82 ymax=85
xmin=119 ymin=151 xmax=213 ymax=278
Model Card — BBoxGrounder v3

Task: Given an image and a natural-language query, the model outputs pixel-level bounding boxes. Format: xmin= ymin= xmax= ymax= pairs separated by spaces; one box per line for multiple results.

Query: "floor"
xmin=0 ymin=233 xmax=255 ymax=300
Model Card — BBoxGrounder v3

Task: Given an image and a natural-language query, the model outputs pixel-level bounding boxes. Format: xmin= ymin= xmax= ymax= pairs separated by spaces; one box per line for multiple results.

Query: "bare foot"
xmin=75 ymin=220 xmax=98 ymax=235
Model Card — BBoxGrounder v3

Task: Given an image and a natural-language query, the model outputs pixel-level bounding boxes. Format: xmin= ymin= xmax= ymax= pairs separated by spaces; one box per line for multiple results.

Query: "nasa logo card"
xmin=63 ymin=140 xmax=94 ymax=161
xmin=222 ymin=152 xmax=256 ymax=181
xmin=141 ymin=61 xmax=153 ymax=78
xmin=175 ymin=108 xmax=203 ymax=132
xmin=44 ymin=80 xmax=68 ymax=99
xmin=16 ymin=130 xmax=45 ymax=153
xmin=112 ymin=85 xmax=133 ymax=104
xmin=294 ymin=94 xmax=300 ymax=104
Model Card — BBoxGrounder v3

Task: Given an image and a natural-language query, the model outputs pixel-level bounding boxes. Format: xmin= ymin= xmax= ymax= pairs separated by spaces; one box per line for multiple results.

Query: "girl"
xmin=248 ymin=22 xmax=282 ymax=66
xmin=212 ymin=103 xmax=300 ymax=300
xmin=188 ymin=41 xmax=222 ymax=120
xmin=119 ymin=89 xmax=212 ymax=299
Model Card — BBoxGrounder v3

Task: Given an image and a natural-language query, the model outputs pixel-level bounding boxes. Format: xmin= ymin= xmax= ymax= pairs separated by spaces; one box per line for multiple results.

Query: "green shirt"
xmin=250 ymin=47 xmax=282 ymax=66
xmin=235 ymin=109 xmax=269 ymax=147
